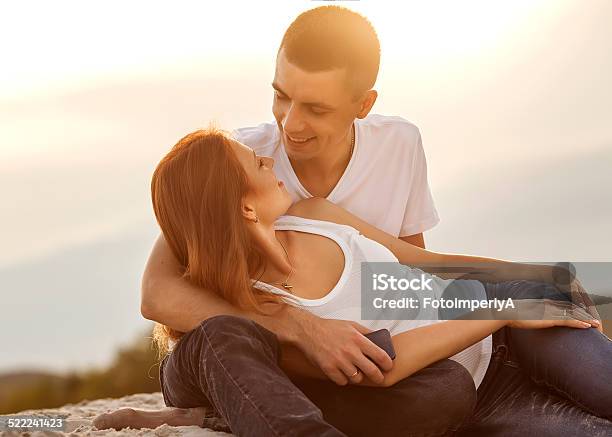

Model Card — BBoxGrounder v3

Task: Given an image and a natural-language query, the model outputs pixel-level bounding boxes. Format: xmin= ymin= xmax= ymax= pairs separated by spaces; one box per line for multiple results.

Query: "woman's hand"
xmin=505 ymin=298 xmax=601 ymax=330
xmin=556 ymin=276 xmax=603 ymax=333
xmin=534 ymin=264 xmax=603 ymax=333
xmin=508 ymin=319 xmax=600 ymax=329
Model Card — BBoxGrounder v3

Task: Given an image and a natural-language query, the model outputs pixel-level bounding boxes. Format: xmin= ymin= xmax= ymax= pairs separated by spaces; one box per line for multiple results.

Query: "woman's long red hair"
xmin=150 ymin=128 xmax=282 ymax=357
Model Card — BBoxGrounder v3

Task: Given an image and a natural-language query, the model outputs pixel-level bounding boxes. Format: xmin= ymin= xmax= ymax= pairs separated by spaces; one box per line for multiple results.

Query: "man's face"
xmin=272 ymin=49 xmax=362 ymax=161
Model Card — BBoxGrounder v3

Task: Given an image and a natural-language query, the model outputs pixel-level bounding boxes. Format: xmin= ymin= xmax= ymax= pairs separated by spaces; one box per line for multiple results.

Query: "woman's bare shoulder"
xmin=286 ymin=197 xmax=344 ymax=222
xmin=286 ymin=198 xmax=419 ymax=264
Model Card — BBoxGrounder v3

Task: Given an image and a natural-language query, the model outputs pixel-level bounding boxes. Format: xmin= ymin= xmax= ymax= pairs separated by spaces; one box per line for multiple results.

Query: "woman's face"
xmin=230 ymin=140 xmax=293 ymax=223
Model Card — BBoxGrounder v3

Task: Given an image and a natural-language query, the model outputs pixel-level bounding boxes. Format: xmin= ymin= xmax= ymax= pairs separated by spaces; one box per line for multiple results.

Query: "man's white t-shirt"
xmin=232 ymin=114 xmax=439 ymax=237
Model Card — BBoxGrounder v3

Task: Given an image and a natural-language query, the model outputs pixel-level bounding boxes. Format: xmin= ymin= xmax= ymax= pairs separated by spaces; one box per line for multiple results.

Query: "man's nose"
xmin=282 ymin=103 xmax=306 ymax=134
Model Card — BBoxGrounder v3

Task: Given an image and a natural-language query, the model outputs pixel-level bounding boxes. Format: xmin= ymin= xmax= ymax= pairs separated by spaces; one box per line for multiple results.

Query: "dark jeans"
xmin=457 ymin=280 xmax=612 ymax=436
xmin=160 ymin=280 xmax=612 ymax=436
xmin=160 ymin=315 xmax=476 ymax=437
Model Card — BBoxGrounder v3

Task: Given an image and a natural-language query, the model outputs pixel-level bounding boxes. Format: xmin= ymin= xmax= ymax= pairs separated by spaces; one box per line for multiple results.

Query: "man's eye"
xmin=310 ymin=108 xmax=327 ymax=115
xmin=259 ymin=158 xmax=265 ymax=167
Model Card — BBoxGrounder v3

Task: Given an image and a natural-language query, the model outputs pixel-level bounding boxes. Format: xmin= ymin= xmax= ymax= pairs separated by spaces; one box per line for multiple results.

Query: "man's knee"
xmin=434 ymin=360 xmax=478 ymax=426
xmin=194 ymin=315 xmax=280 ymax=360
xmin=199 ymin=314 xmax=274 ymax=338
xmin=392 ymin=359 xmax=477 ymax=431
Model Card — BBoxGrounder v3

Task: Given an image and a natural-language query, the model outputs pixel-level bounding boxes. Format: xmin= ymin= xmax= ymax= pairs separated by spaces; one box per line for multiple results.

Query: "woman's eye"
xmin=259 ymin=159 xmax=265 ymax=167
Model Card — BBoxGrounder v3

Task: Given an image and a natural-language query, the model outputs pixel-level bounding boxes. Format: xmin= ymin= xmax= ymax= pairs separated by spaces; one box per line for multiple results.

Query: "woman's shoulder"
xmin=284 ymin=198 xmax=363 ymax=237
xmin=285 ymin=198 xmax=404 ymax=261
xmin=286 ymin=197 xmax=344 ymax=222
xmin=284 ymin=197 xmax=359 ymax=234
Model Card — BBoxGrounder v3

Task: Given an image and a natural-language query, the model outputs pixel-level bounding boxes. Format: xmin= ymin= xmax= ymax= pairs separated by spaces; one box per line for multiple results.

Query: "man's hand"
xmin=143 ymin=234 xmax=394 ymax=385
xmin=291 ymin=313 xmax=394 ymax=386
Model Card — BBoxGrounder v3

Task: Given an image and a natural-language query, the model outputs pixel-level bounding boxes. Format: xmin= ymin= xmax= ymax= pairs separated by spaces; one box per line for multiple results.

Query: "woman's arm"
xmin=279 ymin=198 xmax=601 ymax=384
xmin=290 ymin=198 xmax=606 ymax=331
xmin=287 ymin=198 xmax=556 ymax=284
xmin=378 ymin=317 xmax=507 ymax=386
xmin=281 ymin=310 xmax=596 ymax=387
xmin=281 ymin=315 xmax=506 ymax=386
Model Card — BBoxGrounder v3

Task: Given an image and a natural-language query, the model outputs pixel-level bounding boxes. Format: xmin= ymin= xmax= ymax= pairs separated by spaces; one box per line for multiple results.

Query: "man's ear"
xmin=356 ymin=89 xmax=378 ymax=119
xmin=241 ymin=201 xmax=258 ymax=222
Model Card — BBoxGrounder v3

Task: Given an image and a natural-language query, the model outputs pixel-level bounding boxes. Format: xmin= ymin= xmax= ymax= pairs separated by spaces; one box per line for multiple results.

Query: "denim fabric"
xmin=160 ymin=280 xmax=612 ymax=436
xmin=457 ymin=280 xmax=612 ymax=436
xmin=291 ymin=359 xmax=476 ymax=437
xmin=160 ymin=315 xmax=345 ymax=436
xmin=160 ymin=315 xmax=476 ymax=437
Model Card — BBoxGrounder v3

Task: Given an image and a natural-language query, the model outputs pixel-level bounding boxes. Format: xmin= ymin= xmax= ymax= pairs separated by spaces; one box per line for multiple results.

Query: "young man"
xmin=136 ymin=6 xmax=473 ymax=436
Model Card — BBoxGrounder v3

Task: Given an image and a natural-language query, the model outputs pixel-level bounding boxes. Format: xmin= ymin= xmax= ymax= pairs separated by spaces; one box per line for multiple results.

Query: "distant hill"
xmin=0 ymin=372 xmax=65 ymax=405
xmin=0 ymin=330 xmax=161 ymax=414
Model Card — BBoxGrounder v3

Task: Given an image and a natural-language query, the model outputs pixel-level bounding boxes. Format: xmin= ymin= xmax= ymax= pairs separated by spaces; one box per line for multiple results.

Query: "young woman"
xmin=95 ymin=129 xmax=611 ymax=436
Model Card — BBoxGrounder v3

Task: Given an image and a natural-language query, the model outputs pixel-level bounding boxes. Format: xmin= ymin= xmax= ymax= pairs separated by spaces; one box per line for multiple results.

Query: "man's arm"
xmin=141 ymin=234 xmax=393 ymax=385
xmin=141 ymin=234 xmax=243 ymax=331
xmin=399 ymin=233 xmax=425 ymax=249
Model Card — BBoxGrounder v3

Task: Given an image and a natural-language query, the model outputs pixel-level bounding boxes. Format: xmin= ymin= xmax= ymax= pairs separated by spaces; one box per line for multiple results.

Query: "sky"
xmin=1 ymin=0 xmax=611 ymax=373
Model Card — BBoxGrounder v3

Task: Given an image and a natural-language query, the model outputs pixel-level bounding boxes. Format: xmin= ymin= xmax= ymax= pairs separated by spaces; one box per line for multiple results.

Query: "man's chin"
xmin=283 ymin=134 xmax=318 ymax=157
xmin=285 ymin=143 xmax=319 ymax=161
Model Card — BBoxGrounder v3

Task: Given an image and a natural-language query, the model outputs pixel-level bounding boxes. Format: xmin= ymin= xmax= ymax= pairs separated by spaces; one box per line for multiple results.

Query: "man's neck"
xmin=288 ymin=124 xmax=354 ymax=198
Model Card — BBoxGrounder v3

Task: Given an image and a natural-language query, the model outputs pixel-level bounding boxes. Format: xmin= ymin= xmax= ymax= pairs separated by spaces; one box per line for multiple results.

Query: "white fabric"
xmin=232 ymin=114 xmax=440 ymax=237
xmin=253 ymin=215 xmax=493 ymax=388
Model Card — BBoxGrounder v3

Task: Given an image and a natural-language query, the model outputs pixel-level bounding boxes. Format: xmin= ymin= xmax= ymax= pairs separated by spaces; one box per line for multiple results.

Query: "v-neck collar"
xmin=279 ymin=122 xmax=359 ymax=201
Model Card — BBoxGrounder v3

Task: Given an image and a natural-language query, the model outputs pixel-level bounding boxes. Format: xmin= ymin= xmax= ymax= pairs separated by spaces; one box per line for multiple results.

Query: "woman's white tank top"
xmin=253 ymin=215 xmax=492 ymax=388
